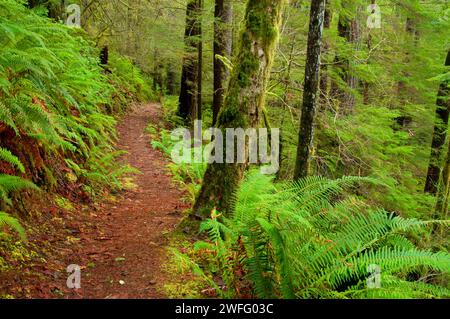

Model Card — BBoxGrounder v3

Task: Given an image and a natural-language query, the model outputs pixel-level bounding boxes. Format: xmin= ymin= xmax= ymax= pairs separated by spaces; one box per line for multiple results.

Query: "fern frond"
xmin=0 ymin=211 xmax=26 ymax=241
xmin=0 ymin=147 xmax=25 ymax=173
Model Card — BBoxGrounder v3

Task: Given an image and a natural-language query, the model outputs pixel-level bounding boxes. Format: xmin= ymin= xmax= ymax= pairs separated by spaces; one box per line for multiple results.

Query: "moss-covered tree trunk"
xmin=213 ymin=0 xmax=233 ymax=125
xmin=425 ymin=50 xmax=450 ymax=194
xmin=193 ymin=0 xmax=286 ymax=218
xmin=294 ymin=0 xmax=326 ymax=179
xmin=178 ymin=0 xmax=201 ymax=120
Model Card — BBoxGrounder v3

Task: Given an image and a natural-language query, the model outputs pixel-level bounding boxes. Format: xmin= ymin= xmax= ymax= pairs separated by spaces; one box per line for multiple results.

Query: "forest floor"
xmin=1 ymin=103 xmax=191 ymax=298
xmin=66 ymin=102 xmax=190 ymax=298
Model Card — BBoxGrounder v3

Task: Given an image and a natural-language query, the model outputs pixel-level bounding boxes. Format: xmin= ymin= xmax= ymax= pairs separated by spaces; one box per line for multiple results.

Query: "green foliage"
xmin=108 ymin=53 xmax=154 ymax=107
xmin=0 ymin=211 xmax=26 ymax=241
xmin=148 ymin=123 xmax=207 ymax=203
xmin=268 ymin=0 xmax=450 ymax=219
xmin=147 ymin=94 xmax=209 ymax=202
xmin=0 ymin=0 xmax=151 ymax=243
xmin=160 ymin=95 xmax=188 ymax=127
xmin=182 ymin=170 xmax=450 ymax=299
xmin=65 ymin=148 xmax=140 ymax=195
xmin=0 ymin=148 xmax=24 ymax=173
xmin=315 ymin=105 xmax=436 ymax=216
xmin=0 ymin=174 xmax=39 ymax=207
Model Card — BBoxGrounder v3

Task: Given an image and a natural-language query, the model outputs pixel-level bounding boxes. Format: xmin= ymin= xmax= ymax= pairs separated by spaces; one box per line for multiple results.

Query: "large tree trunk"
xmin=425 ymin=50 xmax=450 ymax=194
xmin=213 ymin=0 xmax=233 ymax=125
xmin=177 ymin=0 xmax=201 ymax=121
xmin=294 ymin=0 xmax=326 ymax=179
xmin=193 ymin=0 xmax=287 ymax=218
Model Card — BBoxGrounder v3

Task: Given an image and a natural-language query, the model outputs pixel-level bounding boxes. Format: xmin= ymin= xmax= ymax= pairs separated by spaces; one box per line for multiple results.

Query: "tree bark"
xmin=213 ymin=0 xmax=233 ymax=125
xmin=193 ymin=0 xmax=287 ymax=218
xmin=177 ymin=0 xmax=200 ymax=121
xmin=294 ymin=0 xmax=326 ymax=180
xmin=362 ymin=31 xmax=372 ymax=105
xmin=362 ymin=0 xmax=377 ymax=105
xmin=28 ymin=0 xmax=64 ymax=20
xmin=319 ymin=0 xmax=331 ymax=103
xmin=100 ymin=46 xmax=109 ymax=65
xmin=425 ymin=50 xmax=450 ymax=194
xmin=166 ymin=63 xmax=177 ymax=95
xmin=153 ymin=49 xmax=164 ymax=93
xmin=197 ymin=0 xmax=203 ymax=121
xmin=435 ymin=139 xmax=450 ymax=222
xmin=397 ymin=17 xmax=419 ymax=113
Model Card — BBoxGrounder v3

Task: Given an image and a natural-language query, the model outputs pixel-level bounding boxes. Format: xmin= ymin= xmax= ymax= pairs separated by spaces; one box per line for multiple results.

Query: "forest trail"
xmin=64 ymin=103 xmax=187 ymax=298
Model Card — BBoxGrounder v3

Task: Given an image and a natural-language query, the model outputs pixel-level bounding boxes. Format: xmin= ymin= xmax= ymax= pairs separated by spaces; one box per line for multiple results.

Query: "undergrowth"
xmin=0 ymin=1 xmax=152 ymax=255
xmin=177 ymin=171 xmax=450 ymax=299
xmin=151 ymin=96 xmax=450 ymax=299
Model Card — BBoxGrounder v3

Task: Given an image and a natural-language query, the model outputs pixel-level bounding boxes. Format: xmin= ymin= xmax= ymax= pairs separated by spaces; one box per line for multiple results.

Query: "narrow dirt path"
xmin=68 ymin=103 xmax=188 ymax=298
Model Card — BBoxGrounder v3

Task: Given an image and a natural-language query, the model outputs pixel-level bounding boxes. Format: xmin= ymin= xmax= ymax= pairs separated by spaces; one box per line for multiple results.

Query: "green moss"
xmin=0 ymin=233 xmax=38 ymax=273
xmin=194 ymin=0 xmax=286 ymax=217
xmin=216 ymin=0 xmax=285 ymax=130
xmin=54 ymin=195 xmax=75 ymax=211
xmin=246 ymin=5 xmax=277 ymax=43
xmin=217 ymin=104 xmax=243 ymax=126
xmin=161 ymin=229 xmax=208 ymax=299
xmin=163 ymin=281 xmax=205 ymax=299
xmin=121 ymin=177 xmax=138 ymax=191
xmin=44 ymin=166 xmax=58 ymax=189
xmin=235 ymin=33 xmax=260 ymax=87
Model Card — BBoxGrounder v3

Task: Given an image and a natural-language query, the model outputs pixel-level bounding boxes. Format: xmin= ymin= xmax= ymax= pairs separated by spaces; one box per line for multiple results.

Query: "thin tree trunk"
xmin=213 ymin=0 xmax=233 ymax=125
xmin=178 ymin=0 xmax=200 ymax=121
xmin=425 ymin=50 xmax=450 ymax=194
xmin=197 ymin=0 xmax=203 ymax=121
xmin=100 ymin=46 xmax=109 ymax=65
xmin=435 ymin=139 xmax=450 ymax=222
xmin=193 ymin=0 xmax=287 ymax=217
xmin=277 ymin=36 xmax=297 ymax=180
xmin=127 ymin=0 xmax=133 ymax=56
xmin=362 ymin=0 xmax=376 ymax=105
xmin=166 ymin=63 xmax=177 ymax=95
xmin=153 ymin=49 xmax=164 ymax=93
xmin=362 ymin=31 xmax=372 ymax=105
xmin=397 ymin=17 xmax=418 ymax=109
xmin=319 ymin=0 xmax=331 ymax=103
xmin=330 ymin=1 xmax=360 ymax=114
xmin=294 ymin=0 xmax=326 ymax=179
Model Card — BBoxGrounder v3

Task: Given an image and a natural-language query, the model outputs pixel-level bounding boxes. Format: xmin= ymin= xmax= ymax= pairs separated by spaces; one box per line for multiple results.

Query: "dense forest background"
xmin=0 ymin=0 xmax=449 ymax=299
xmin=69 ymin=0 xmax=450 ymax=216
